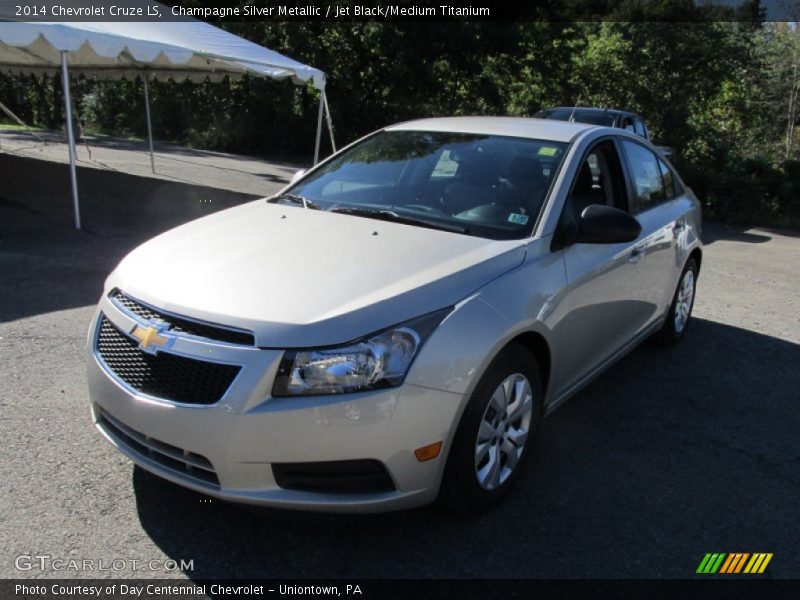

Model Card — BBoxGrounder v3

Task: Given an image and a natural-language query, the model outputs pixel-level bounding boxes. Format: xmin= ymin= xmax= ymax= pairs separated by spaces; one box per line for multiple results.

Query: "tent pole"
xmin=60 ymin=51 xmax=81 ymax=230
xmin=143 ymin=72 xmax=155 ymax=173
xmin=313 ymin=92 xmax=324 ymax=165
xmin=322 ymin=91 xmax=336 ymax=152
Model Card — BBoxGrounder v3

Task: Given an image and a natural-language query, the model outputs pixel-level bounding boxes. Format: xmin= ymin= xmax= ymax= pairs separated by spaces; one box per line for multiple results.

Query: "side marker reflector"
xmin=414 ymin=441 xmax=442 ymax=462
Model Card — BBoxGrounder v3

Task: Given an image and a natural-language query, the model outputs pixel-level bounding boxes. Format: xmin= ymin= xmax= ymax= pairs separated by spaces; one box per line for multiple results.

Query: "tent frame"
xmin=1 ymin=15 xmax=331 ymax=228
xmin=55 ymin=66 xmax=334 ymax=229
xmin=60 ymin=51 xmax=80 ymax=230
xmin=142 ymin=72 xmax=155 ymax=174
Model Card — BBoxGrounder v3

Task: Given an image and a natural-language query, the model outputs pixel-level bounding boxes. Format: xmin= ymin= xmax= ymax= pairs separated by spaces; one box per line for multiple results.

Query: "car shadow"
xmin=132 ymin=318 xmax=800 ymax=579
xmin=702 ymin=220 xmax=772 ymax=245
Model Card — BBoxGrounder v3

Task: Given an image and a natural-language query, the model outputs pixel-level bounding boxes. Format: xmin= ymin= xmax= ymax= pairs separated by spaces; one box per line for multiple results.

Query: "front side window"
xmin=560 ymin=139 xmax=628 ymax=234
xmin=286 ymin=131 xmax=568 ymax=240
xmin=620 ymin=140 xmax=667 ymax=211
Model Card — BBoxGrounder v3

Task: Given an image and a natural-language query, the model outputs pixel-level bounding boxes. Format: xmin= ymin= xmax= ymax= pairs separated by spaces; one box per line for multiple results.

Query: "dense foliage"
xmin=1 ymin=13 xmax=799 ymax=227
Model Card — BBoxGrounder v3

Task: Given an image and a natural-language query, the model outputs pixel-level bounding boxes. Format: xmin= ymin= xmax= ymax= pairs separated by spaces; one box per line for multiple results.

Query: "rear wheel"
xmin=439 ymin=345 xmax=544 ymax=514
xmin=653 ymin=258 xmax=698 ymax=346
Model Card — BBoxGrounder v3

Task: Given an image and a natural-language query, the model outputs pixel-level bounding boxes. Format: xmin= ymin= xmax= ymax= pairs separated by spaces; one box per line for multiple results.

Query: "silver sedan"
xmin=86 ymin=117 xmax=702 ymax=513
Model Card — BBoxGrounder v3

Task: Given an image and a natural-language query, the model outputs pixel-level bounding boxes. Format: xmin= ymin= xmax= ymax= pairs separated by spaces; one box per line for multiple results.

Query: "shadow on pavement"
xmin=132 ymin=318 xmax=800 ymax=579
xmin=702 ymin=221 xmax=772 ymax=245
xmin=0 ymin=154 xmax=261 ymax=323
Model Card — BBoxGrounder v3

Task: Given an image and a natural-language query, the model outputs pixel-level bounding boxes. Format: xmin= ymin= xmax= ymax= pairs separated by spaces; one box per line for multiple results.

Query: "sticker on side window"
xmin=538 ymin=146 xmax=558 ymax=157
xmin=508 ymin=213 xmax=529 ymax=225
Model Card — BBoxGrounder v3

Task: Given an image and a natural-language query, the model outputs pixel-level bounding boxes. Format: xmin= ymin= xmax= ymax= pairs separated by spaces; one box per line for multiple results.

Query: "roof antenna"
xmin=569 ymin=96 xmax=581 ymax=122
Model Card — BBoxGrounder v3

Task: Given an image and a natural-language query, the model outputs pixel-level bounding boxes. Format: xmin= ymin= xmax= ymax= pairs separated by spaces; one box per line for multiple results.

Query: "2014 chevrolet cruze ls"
xmin=87 ymin=117 xmax=702 ymax=513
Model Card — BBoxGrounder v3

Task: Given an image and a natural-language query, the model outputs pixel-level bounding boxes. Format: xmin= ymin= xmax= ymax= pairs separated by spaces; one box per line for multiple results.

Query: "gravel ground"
xmin=1 ymin=147 xmax=798 ymax=581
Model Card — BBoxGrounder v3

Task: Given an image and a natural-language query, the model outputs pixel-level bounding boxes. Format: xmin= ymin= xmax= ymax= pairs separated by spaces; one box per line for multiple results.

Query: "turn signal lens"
xmin=414 ymin=441 xmax=443 ymax=462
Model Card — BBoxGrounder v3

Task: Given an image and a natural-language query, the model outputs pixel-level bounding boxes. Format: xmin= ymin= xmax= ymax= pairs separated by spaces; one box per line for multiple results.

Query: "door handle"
xmin=628 ymin=245 xmax=645 ymax=264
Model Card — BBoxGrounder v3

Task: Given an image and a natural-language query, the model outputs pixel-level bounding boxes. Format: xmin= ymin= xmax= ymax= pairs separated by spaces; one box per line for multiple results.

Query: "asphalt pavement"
xmin=1 ymin=150 xmax=798 ymax=581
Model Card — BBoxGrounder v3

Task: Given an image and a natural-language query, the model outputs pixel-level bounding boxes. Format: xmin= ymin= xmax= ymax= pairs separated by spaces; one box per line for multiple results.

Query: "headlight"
xmin=272 ymin=308 xmax=451 ymax=397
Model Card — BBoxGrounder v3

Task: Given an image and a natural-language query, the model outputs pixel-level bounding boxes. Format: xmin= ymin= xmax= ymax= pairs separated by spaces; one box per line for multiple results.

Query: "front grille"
xmin=272 ymin=460 xmax=396 ymax=494
xmin=109 ymin=289 xmax=255 ymax=346
xmin=96 ymin=315 xmax=240 ymax=405
xmin=98 ymin=409 xmax=219 ymax=486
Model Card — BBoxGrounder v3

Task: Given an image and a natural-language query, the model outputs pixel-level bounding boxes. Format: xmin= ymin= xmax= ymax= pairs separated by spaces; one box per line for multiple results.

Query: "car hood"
xmin=108 ymin=201 xmax=526 ymax=347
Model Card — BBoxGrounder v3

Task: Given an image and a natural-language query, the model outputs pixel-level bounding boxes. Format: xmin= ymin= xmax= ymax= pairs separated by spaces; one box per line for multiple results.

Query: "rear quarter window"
xmin=659 ymin=159 xmax=675 ymax=198
xmin=621 ymin=140 xmax=667 ymax=212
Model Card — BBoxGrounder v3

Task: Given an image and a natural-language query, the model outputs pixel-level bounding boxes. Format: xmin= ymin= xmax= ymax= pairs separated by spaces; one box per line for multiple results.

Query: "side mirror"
xmin=289 ymin=169 xmax=306 ymax=185
xmin=577 ymin=204 xmax=641 ymax=244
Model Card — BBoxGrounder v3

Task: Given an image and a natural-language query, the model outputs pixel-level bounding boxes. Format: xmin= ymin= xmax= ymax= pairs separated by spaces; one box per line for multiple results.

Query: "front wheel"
xmin=439 ymin=345 xmax=544 ymax=514
xmin=653 ymin=258 xmax=698 ymax=346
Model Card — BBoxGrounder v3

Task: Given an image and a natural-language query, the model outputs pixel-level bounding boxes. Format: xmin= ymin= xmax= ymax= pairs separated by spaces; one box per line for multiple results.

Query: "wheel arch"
xmin=689 ymin=246 xmax=702 ymax=276
xmin=505 ymin=331 xmax=552 ymax=400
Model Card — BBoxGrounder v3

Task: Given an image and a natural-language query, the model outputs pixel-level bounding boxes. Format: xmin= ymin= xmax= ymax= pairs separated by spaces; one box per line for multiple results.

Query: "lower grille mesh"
xmin=98 ymin=410 xmax=219 ymax=486
xmin=96 ymin=315 xmax=240 ymax=405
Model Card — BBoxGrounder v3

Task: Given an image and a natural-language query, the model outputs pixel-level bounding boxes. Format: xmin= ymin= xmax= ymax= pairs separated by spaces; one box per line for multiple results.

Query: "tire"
xmin=652 ymin=257 xmax=698 ymax=346
xmin=439 ymin=344 xmax=544 ymax=514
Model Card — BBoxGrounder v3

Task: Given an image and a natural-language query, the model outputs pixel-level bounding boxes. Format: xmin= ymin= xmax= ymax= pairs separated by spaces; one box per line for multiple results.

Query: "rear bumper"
xmin=86 ymin=298 xmax=464 ymax=513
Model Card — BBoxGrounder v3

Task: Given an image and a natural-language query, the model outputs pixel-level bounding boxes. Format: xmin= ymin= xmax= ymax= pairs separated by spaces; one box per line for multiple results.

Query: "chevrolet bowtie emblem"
xmin=131 ymin=322 xmax=173 ymax=354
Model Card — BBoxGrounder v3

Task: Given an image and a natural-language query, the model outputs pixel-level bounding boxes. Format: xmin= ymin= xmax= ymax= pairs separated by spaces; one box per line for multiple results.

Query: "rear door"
xmin=618 ymin=138 xmax=687 ymax=321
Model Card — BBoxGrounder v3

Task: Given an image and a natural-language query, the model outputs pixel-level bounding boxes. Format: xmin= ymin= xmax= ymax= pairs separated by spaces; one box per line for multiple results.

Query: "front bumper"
xmin=86 ymin=294 xmax=464 ymax=512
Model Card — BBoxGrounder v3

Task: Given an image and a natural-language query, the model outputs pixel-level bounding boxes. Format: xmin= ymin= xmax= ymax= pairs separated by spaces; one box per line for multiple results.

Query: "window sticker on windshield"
xmin=508 ymin=213 xmax=529 ymax=225
xmin=538 ymin=146 xmax=558 ymax=157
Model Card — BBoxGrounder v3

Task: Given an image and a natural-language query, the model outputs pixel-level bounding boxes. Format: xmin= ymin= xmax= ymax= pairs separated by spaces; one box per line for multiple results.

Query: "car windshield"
xmin=536 ymin=109 xmax=617 ymax=127
xmin=284 ymin=130 xmax=568 ymax=240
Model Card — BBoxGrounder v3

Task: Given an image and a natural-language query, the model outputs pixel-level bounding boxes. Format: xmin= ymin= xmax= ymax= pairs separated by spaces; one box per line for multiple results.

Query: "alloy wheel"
xmin=674 ymin=269 xmax=695 ymax=333
xmin=474 ymin=373 xmax=534 ymax=490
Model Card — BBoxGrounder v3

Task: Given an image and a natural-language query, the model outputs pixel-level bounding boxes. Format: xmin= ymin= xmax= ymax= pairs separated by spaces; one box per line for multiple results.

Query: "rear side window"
xmin=620 ymin=140 xmax=667 ymax=211
xmin=634 ymin=118 xmax=647 ymax=138
xmin=621 ymin=117 xmax=636 ymax=133
xmin=659 ymin=159 xmax=675 ymax=198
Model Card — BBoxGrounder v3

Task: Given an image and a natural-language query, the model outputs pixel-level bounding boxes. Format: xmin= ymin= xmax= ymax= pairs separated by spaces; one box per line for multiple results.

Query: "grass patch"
xmin=0 ymin=121 xmax=45 ymax=132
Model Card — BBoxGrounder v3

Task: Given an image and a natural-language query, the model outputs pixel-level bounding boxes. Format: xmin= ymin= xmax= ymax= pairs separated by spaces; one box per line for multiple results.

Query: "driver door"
xmin=554 ymin=138 xmax=651 ymax=391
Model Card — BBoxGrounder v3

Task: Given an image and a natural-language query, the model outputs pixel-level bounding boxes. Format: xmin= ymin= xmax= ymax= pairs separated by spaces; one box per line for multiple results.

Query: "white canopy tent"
xmin=0 ymin=13 xmax=334 ymax=229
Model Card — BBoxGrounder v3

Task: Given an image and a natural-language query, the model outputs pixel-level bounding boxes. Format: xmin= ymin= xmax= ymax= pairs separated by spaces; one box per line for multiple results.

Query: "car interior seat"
xmin=500 ymin=156 xmax=548 ymax=214
xmin=569 ymin=161 xmax=607 ymax=220
xmin=443 ymin=150 xmax=501 ymax=215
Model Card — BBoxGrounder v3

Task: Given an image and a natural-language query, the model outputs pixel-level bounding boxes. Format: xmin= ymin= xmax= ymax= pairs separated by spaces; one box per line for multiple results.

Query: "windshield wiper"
xmin=331 ymin=207 xmax=469 ymax=234
xmin=267 ymin=193 xmax=321 ymax=210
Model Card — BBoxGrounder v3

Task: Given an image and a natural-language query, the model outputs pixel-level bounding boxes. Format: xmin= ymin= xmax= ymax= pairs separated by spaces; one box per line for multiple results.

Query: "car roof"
xmin=385 ymin=116 xmax=593 ymax=143
xmin=542 ymin=107 xmax=635 ymax=118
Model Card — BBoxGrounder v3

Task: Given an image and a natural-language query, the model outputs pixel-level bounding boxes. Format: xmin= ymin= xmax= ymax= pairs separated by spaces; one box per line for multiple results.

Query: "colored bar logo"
xmin=696 ymin=553 xmax=773 ymax=574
